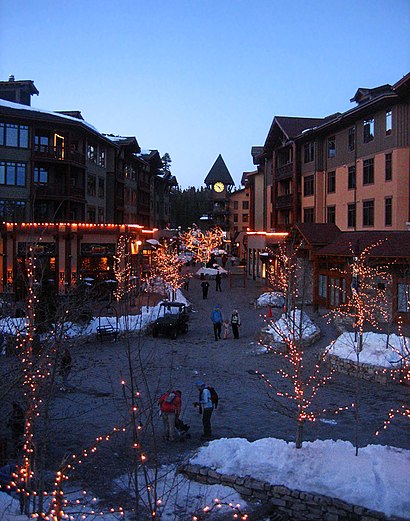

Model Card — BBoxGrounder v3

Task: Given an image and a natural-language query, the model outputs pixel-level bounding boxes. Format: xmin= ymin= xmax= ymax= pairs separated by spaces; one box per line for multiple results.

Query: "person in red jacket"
xmin=158 ymin=390 xmax=182 ymax=441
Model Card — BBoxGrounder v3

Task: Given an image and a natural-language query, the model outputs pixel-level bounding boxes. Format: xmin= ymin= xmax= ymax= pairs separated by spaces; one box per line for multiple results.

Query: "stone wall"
xmin=178 ymin=463 xmax=406 ymax=521
xmin=325 ymin=354 xmax=407 ymax=385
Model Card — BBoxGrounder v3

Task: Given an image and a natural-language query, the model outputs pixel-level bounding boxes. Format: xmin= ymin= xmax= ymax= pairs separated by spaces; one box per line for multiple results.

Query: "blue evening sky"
xmin=1 ymin=0 xmax=409 ymax=188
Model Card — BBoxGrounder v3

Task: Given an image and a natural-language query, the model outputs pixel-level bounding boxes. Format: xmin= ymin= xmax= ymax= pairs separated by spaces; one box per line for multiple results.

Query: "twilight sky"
xmin=1 ymin=0 xmax=409 ymax=188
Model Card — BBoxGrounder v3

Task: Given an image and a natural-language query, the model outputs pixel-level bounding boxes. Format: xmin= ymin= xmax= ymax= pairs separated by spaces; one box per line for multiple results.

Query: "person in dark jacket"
xmin=230 ymin=309 xmax=241 ymax=339
xmin=215 ymin=271 xmax=222 ymax=292
xmin=201 ymin=280 xmax=210 ymax=299
xmin=158 ymin=390 xmax=182 ymax=441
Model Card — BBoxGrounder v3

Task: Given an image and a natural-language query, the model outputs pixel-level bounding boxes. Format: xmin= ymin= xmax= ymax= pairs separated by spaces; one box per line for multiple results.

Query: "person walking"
xmin=215 ymin=271 xmax=222 ymax=292
xmin=210 ymin=305 xmax=223 ymax=340
xmin=194 ymin=380 xmax=214 ymax=439
xmin=59 ymin=347 xmax=72 ymax=391
xmin=158 ymin=390 xmax=182 ymax=441
xmin=230 ymin=309 xmax=241 ymax=339
xmin=201 ymin=280 xmax=210 ymax=299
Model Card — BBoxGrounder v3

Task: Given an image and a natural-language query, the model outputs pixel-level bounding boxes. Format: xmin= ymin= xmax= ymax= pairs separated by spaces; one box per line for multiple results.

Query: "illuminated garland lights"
xmin=180 ymin=225 xmax=223 ymax=264
xmin=150 ymin=241 xmax=185 ymax=296
xmin=192 ymin=499 xmax=248 ymax=521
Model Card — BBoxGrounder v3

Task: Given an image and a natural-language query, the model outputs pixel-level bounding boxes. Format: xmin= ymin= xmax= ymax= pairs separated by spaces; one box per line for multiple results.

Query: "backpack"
xmin=206 ymin=386 xmax=219 ymax=409
xmin=165 ymin=392 xmax=176 ymax=403
xmin=231 ymin=313 xmax=239 ymax=324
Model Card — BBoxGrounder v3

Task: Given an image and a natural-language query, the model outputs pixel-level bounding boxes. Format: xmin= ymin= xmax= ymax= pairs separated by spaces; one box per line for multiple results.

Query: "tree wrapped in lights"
xmin=262 ymin=238 xmax=344 ymax=449
xmin=150 ymin=241 xmax=185 ymax=300
xmin=180 ymin=225 xmax=223 ymax=265
xmin=329 ymin=240 xmax=392 ymax=353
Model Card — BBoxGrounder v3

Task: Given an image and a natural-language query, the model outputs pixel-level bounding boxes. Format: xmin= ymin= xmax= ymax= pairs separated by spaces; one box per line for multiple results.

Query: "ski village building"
xmin=243 ymin=72 xmax=410 ymax=322
xmin=0 ymin=76 xmax=177 ymax=299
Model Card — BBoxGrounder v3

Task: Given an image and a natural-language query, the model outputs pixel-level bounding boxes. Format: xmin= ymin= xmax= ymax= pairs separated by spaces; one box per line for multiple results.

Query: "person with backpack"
xmin=158 ymin=390 xmax=182 ymax=442
xmin=194 ymin=380 xmax=218 ymax=439
xmin=230 ymin=309 xmax=241 ymax=339
xmin=210 ymin=304 xmax=223 ymax=341
xmin=201 ymin=280 xmax=210 ymax=299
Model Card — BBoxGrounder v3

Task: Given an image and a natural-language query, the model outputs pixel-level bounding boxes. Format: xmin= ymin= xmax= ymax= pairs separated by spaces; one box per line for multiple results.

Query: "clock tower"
xmin=204 ymin=154 xmax=235 ymax=230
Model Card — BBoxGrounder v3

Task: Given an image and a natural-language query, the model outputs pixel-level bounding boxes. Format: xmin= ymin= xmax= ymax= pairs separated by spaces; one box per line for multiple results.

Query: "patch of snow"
xmin=256 ymin=291 xmax=285 ymax=308
xmin=265 ymin=309 xmax=319 ymax=342
xmin=190 ymin=438 xmax=410 ymax=519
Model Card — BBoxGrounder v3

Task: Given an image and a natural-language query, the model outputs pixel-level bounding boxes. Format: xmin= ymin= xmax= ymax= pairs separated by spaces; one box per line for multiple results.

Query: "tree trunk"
xmin=296 ymin=419 xmax=304 ymax=449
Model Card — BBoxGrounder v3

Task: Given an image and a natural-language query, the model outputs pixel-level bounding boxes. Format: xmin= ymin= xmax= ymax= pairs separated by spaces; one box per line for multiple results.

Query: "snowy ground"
xmin=256 ymin=291 xmax=285 ymax=308
xmin=262 ymin=309 xmax=320 ymax=344
xmin=1 ymin=290 xmax=409 ymax=520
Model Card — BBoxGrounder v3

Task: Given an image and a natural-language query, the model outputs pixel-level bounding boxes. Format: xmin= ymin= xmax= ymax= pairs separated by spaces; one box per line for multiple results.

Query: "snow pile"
xmin=256 ymin=291 xmax=285 ymax=308
xmin=190 ymin=438 xmax=410 ymax=519
xmin=265 ymin=309 xmax=319 ymax=342
xmin=327 ymin=331 xmax=409 ymax=368
xmin=196 ymin=267 xmax=228 ymax=278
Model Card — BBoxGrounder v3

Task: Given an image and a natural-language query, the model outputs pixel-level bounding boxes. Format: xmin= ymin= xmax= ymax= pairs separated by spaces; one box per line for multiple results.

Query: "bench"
xmin=96 ymin=325 xmax=119 ymax=342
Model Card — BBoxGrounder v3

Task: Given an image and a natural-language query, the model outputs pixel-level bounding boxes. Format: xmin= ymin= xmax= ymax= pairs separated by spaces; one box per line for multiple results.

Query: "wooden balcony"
xmin=275 ymin=163 xmax=293 ymax=181
xmin=34 ymin=183 xmax=85 ymax=201
xmin=275 ymin=194 xmax=293 ymax=209
xmin=33 ymin=145 xmax=85 ymax=166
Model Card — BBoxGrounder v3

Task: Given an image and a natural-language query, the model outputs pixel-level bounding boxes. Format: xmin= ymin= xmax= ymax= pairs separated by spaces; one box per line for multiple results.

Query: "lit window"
xmin=363 ymin=117 xmax=374 ymax=143
xmin=385 ymin=110 xmax=392 ymax=135
xmin=328 ymin=136 xmax=336 ymax=158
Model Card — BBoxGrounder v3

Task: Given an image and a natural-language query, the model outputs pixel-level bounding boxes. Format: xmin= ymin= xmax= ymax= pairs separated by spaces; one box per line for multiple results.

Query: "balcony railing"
xmin=275 ymin=163 xmax=293 ymax=181
xmin=33 ymin=145 xmax=85 ymax=165
xmin=275 ymin=194 xmax=293 ymax=209
xmin=34 ymin=183 xmax=85 ymax=200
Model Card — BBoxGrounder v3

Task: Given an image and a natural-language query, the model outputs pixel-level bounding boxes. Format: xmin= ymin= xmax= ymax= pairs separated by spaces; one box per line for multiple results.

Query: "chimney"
xmin=8 ymin=74 xmax=15 ymax=82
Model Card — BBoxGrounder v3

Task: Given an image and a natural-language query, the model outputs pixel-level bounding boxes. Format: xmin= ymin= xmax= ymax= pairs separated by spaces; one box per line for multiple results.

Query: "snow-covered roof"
xmin=0 ymin=98 xmax=100 ymax=134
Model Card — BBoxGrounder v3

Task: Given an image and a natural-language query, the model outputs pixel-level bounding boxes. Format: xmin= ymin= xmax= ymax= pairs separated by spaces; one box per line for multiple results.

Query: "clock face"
xmin=213 ymin=182 xmax=225 ymax=193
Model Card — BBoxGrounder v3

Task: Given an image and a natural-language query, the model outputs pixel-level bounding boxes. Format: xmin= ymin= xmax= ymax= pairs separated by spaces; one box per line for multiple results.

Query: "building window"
xmin=233 ymin=200 xmax=238 ymax=210
xmin=363 ymin=117 xmax=374 ymax=143
xmin=348 ymin=166 xmax=356 ymax=189
xmin=327 ymin=206 xmax=336 ymax=224
xmin=87 ymin=206 xmax=96 ymax=222
xmin=283 ymin=210 xmax=290 ymax=225
xmin=397 ymin=282 xmax=410 ymax=312
xmin=98 ymin=178 xmax=105 ymax=198
xmin=87 ymin=174 xmax=96 ymax=196
xmin=385 ymin=197 xmax=392 ymax=227
xmin=319 ymin=274 xmax=327 ymax=299
xmin=327 ymin=171 xmax=336 ymax=193
xmin=0 ymin=122 xmax=29 ymax=148
xmin=385 ymin=153 xmax=392 ymax=181
xmin=303 ymin=175 xmax=314 ymax=196
xmin=0 ymin=161 xmax=26 ymax=186
xmin=348 ymin=127 xmax=355 ymax=151
xmin=385 ymin=109 xmax=392 ymax=135
xmin=0 ymin=200 xmax=26 ymax=221
xmin=34 ymin=166 xmax=48 ymax=184
xmin=347 ymin=203 xmax=356 ymax=228
xmin=99 ymin=148 xmax=106 ymax=168
xmin=34 ymin=134 xmax=49 ymax=152
xmin=327 ymin=136 xmax=336 ymax=158
xmin=363 ymin=200 xmax=374 ymax=227
xmin=242 ymin=200 xmax=249 ymax=210
xmin=304 ymin=142 xmax=314 ymax=163
xmin=303 ymin=208 xmax=314 ymax=223
xmin=363 ymin=158 xmax=374 ymax=185
xmin=233 ymin=214 xmax=238 ymax=223
xmin=87 ymin=144 xmax=97 ymax=162
xmin=242 ymin=214 xmax=249 ymax=222
xmin=98 ymin=207 xmax=104 ymax=223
